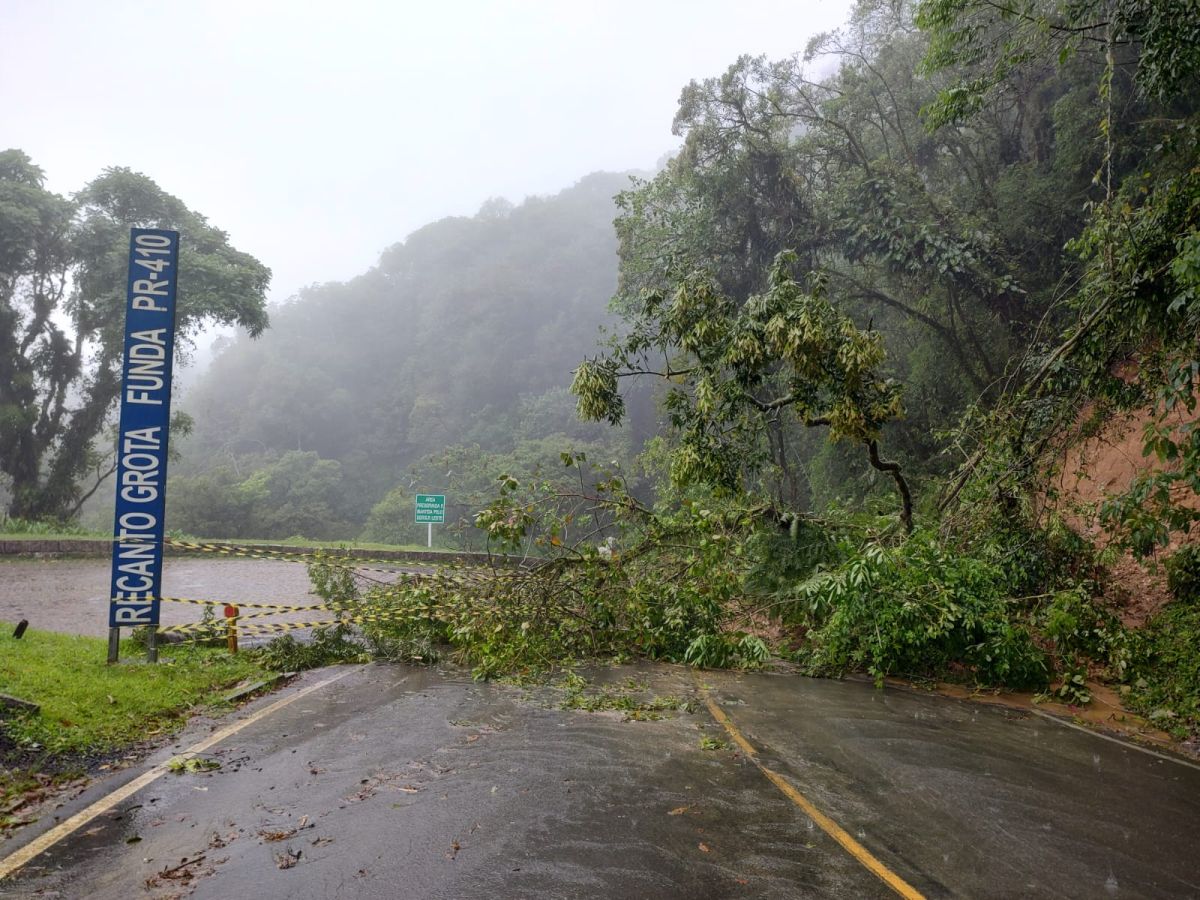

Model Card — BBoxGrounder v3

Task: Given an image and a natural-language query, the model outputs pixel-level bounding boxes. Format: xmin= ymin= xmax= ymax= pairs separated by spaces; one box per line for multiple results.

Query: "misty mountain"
xmin=169 ymin=171 xmax=641 ymax=538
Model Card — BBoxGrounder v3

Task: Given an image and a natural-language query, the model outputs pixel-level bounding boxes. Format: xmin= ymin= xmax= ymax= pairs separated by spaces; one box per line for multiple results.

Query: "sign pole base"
xmin=107 ymin=628 xmax=120 ymax=664
xmin=428 ymin=522 xmax=432 ymax=549
xmin=146 ymin=626 xmax=158 ymax=664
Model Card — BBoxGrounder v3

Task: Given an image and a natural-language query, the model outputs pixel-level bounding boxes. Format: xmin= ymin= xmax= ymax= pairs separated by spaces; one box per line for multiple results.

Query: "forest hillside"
xmin=167 ymin=171 xmax=648 ymax=542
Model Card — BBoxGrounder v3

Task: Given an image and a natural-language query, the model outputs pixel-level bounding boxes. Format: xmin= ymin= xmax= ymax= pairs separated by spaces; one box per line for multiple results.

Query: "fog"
xmin=2 ymin=0 xmax=860 ymax=538
xmin=2 ymin=0 xmax=853 ymax=306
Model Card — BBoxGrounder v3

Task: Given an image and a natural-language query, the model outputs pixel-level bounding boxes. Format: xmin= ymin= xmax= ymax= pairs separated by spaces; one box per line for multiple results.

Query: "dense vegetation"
xmin=4 ymin=0 xmax=1198 ymax=736
xmin=307 ymin=0 xmax=1198 ymax=735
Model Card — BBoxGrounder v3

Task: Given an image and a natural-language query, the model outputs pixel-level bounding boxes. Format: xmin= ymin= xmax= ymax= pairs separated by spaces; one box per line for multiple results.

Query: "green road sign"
xmin=415 ymin=494 xmax=446 ymax=524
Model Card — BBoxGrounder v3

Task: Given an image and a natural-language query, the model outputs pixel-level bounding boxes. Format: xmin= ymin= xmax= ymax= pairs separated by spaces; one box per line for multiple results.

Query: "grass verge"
xmin=0 ymin=623 xmax=269 ymax=805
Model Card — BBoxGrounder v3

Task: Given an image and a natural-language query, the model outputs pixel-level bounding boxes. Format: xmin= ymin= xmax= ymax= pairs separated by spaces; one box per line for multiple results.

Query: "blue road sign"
xmin=108 ymin=229 xmax=180 ymax=628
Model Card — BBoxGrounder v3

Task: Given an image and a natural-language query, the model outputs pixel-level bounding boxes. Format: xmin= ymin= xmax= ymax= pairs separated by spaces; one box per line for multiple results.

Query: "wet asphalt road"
xmin=0 ymin=558 xmax=318 ymax=639
xmin=2 ymin=663 xmax=1199 ymax=899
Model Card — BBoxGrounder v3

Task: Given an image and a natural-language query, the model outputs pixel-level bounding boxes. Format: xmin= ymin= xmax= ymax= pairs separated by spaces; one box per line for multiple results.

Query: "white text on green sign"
xmin=415 ymin=494 xmax=446 ymax=523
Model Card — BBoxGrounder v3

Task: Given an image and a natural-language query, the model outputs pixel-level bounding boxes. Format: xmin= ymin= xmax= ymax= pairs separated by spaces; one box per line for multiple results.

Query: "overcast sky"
xmin=2 ymin=0 xmax=854 ymax=307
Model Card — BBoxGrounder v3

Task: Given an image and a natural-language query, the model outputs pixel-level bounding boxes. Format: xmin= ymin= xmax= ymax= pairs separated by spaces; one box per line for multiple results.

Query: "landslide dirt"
xmin=1047 ymin=398 xmax=1200 ymax=626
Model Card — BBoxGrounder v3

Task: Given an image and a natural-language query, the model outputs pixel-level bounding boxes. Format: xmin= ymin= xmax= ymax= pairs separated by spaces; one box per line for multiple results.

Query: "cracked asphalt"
xmin=1 ymin=663 xmax=1198 ymax=899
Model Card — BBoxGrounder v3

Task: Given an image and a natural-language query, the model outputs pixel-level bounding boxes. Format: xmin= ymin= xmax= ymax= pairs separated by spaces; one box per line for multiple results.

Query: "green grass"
xmin=0 ymin=525 xmax=107 ymax=542
xmin=0 ymin=624 xmax=269 ymax=756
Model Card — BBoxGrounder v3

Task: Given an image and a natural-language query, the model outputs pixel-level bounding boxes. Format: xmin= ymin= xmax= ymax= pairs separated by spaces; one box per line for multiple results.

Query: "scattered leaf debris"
xmin=144 ymin=854 xmax=211 ymax=888
xmin=167 ymin=756 xmax=221 ymax=775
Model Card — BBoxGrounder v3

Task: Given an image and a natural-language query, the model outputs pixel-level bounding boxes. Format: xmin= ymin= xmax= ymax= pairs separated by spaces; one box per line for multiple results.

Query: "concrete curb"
xmin=0 ymin=693 xmax=40 ymax=716
xmin=222 ymin=671 xmax=297 ymax=704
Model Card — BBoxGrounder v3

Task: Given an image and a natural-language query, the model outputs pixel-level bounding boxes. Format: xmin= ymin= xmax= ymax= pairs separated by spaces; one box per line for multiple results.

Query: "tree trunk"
xmin=866 ymin=439 xmax=913 ymax=534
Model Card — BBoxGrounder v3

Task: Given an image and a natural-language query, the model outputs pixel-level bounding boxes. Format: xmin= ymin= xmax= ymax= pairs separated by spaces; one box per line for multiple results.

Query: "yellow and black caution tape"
xmin=237 ymin=611 xmax=426 ymax=633
xmin=158 ymin=607 xmax=428 ymax=636
xmin=132 ymin=580 xmax=448 ymax=632
xmin=164 ymin=537 xmax=417 ymax=579
xmin=116 ymin=539 xmax=519 ymax=646
xmin=226 ymin=606 xmax=429 ymax=623
xmin=105 ymin=534 xmax=520 ymax=582
xmin=159 ymin=619 xmax=336 ymax=636
xmin=161 ymin=537 xmax=497 ymax=581
xmin=152 ymin=581 xmax=452 ymax=613
xmin=218 ymin=608 xmax=324 ymax=621
xmin=156 ymin=596 xmax=330 ymax=612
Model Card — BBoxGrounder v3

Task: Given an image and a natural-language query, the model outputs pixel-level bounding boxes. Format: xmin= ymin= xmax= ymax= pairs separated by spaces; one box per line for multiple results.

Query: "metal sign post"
xmin=414 ymin=494 xmax=446 ymax=548
xmin=107 ymin=228 xmax=180 ymax=663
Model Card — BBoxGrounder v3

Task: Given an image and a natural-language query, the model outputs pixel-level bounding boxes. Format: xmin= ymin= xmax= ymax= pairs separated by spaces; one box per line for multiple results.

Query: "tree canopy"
xmin=0 ymin=151 xmax=269 ymax=520
xmin=573 ymin=251 xmax=912 ymax=528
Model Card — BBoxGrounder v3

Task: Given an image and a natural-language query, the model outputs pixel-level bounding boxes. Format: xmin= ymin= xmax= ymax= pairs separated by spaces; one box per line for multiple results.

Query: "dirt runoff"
xmin=1048 ymin=397 xmax=1200 ymax=626
xmin=0 ymin=556 xmax=328 ymax=639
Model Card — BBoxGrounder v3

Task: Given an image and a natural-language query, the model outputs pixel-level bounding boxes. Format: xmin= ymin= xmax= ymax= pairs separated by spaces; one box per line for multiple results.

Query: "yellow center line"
xmin=697 ymin=679 xmax=925 ymax=900
xmin=0 ymin=665 xmax=361 ymax=882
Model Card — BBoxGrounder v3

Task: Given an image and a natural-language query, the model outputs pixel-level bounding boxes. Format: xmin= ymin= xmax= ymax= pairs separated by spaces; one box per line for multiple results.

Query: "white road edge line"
xmin=1029 ymin=708 xmax=1200 ymax=772
xmin=0 ymin=665 xmax=362 ymax=881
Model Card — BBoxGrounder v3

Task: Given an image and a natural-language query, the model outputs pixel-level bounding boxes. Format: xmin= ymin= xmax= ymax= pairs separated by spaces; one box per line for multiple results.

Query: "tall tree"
xmin=0 ymin=151 xmax=270 ymax=520
xmin=606 ymin=0 xmax=1137 ymax=510
xmin=573 ymin=251 xmax=913 ymax=531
